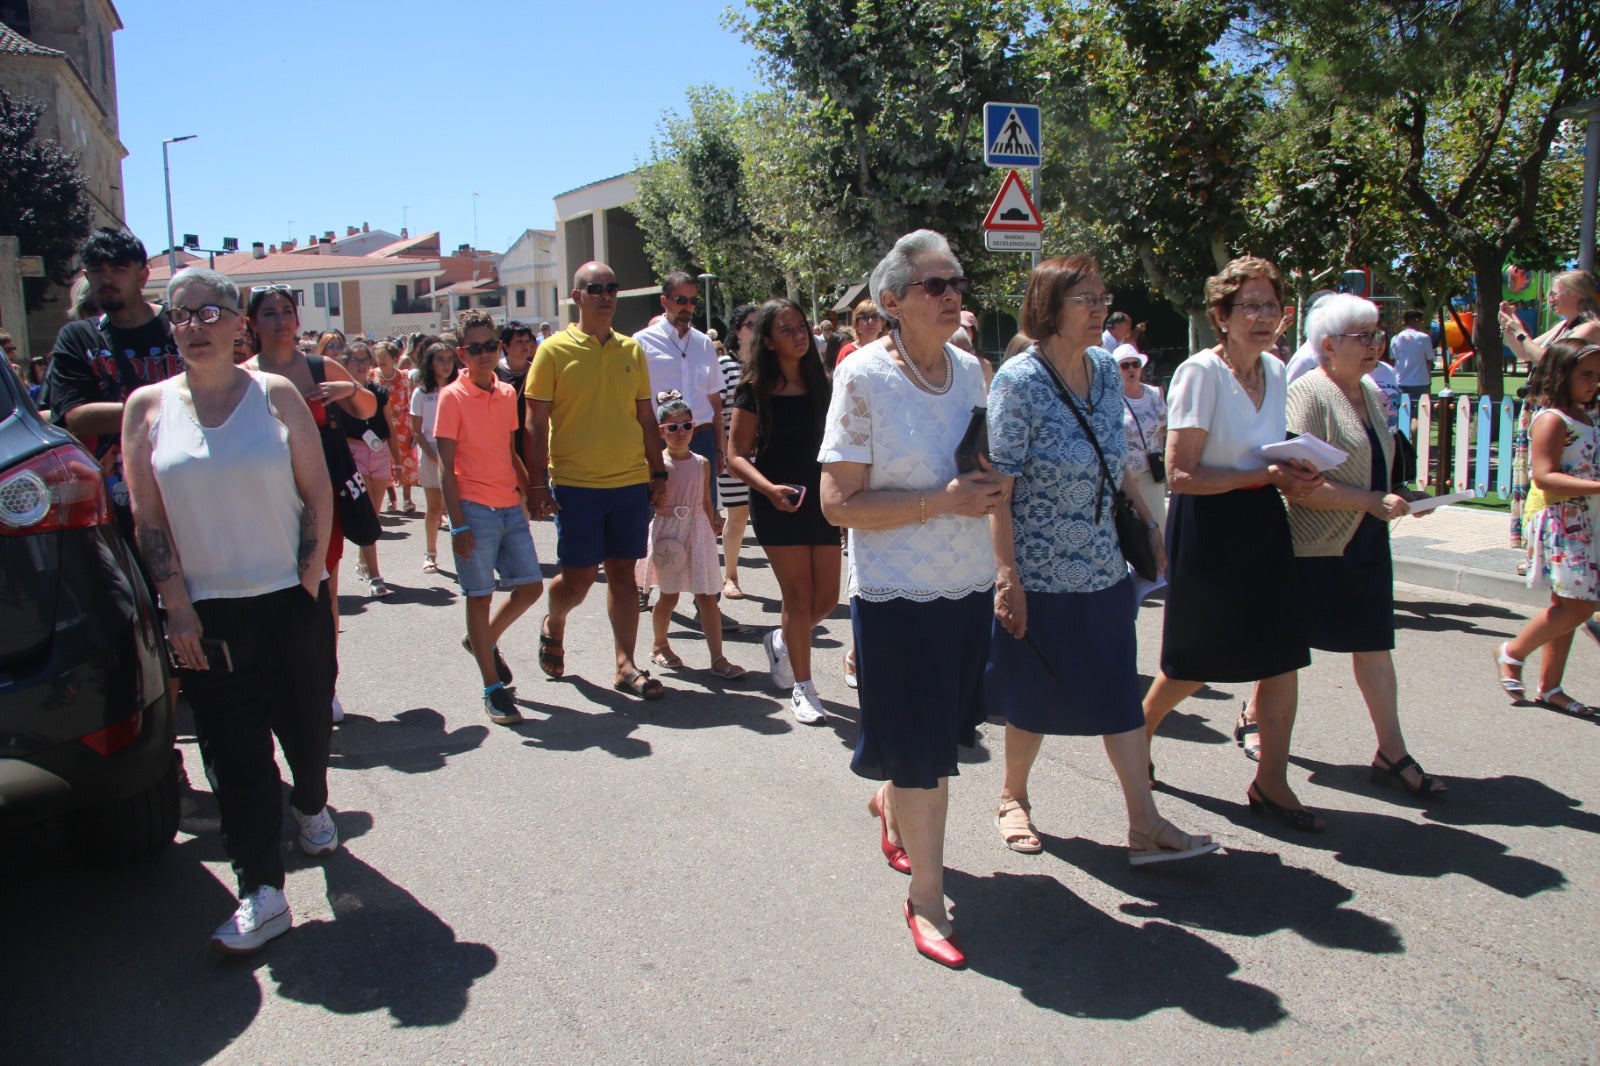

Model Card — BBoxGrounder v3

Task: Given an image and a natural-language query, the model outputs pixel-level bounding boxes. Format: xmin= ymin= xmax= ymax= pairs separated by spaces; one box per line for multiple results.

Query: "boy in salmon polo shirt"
xmin=435 ymin=309 xmax=545 ymax=725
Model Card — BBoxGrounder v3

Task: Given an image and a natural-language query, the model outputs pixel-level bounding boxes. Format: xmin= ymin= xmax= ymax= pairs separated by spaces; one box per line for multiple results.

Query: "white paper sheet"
xmin=1256 ymin=433 xmax=1350 ymax=473
xmin=1402 ymin=490 xmax=1476 ymax=515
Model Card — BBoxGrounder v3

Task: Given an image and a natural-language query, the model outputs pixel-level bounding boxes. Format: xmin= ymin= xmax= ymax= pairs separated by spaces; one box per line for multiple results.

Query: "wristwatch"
xmin=1145 ymin=521 xmax=1159 ymax=530
xmin=651 ymin=471 xmax=668 ymax=480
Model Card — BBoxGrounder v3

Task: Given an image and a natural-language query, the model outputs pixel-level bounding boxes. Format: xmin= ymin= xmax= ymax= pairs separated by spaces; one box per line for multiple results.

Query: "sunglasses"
xmin=169 ymin=304 xmax=238 ymax=326
xmin=660 ymin=421 xmax=695 ymax=432
xmin=666 ymin=295 xmax=699 ymax=306
xmin=583 ymin=282 xmax=622 ymax=296
xmin=908 ymin=276 xmax=971 ymax=297
xmin=856 ymin=312 xmax=882 ymax=321
xmin=459 ymin=341 xmax=499 ymax=356
xmin=251 ymin=284 xmax=293 ymax=295
xmin=1119 ymin=361 xmax=1142 ymax=371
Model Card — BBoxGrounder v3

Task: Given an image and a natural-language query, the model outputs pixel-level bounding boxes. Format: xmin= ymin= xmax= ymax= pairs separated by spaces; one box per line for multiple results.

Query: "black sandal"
xmin=1246 ymin=783 xmax=1326 ymax=832
xmin=1234 ymin=704 xmax=1260 ymax=762
xmin=1369 ymin=751 xmax=1446 ymax=797
xmin=537 ymin=617 xmax=564 ymax=679
xmin=614 ymin=669 xmax=665 ymax=700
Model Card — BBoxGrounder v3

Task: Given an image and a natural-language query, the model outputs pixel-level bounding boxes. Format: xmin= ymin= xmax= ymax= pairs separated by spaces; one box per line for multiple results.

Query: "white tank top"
xmin=150 ymin=372 xmax=304 ymax=602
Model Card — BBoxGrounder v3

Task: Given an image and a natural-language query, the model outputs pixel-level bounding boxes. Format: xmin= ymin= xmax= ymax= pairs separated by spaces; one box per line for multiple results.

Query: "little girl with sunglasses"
xmin=1498 ymin=338 xmax=1600 ymax=716
xmin=639 ymin=394 xmax=747 ymax=680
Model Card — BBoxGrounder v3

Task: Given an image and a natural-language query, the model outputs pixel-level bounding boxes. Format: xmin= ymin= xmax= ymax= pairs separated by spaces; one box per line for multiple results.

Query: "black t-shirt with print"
xmin=45 ymin=311 xmax=183 ymax=458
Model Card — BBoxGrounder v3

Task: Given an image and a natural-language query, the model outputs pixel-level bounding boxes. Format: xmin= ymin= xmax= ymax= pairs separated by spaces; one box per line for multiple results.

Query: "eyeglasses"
xmin=1337 ymin=330 xmax=1387 ymax=347
xmin=666 ymin=295 xmax=699 ymax=306
xmin=1063 ymin=292 xmax=1115 ymax=309
xmin=582 ymin=282 xmax=621 ymax=296
xmin=459 ymin=341 xmax=499 ymax=356
xmin=169 ymin=305 xmax=238 ymax=326
xmin=856 ymin=313 xmax=882 ymax=322
xmin=1232 ymin=301 xmax=1283 ymax=319
xmin=660 ymin=421 xmax=694 ymax=432
xmin=908 ymin=276 xmax=971 ymax=297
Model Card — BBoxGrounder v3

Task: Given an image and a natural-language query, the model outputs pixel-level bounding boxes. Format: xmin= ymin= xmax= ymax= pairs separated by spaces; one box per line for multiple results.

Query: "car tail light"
xmin=0 ymin=443 xmax=112 ymax=535
xmin=80 ymin=711 xmax=143 ymax=756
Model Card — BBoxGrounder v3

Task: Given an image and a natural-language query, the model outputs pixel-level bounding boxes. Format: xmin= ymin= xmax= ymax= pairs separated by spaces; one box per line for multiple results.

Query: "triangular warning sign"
xmin=988 ymin=108 xmax=1037 ymax=159
xmin=982 ymin=170 xmax=1043 ymax=232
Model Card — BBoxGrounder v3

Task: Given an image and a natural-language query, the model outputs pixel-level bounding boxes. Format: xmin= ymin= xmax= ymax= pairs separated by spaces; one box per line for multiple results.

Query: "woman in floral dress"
xmin=373 ymin=340 xmax=418 ymax=512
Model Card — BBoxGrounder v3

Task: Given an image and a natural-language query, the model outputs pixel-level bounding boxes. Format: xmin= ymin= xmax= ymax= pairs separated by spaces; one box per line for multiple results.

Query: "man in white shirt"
xmin=1389 ymin=309 xmax=1434 ymax=405
xmin=1101 ymin=311 xmax=1132 ymax=353
xmin=634 ymin=271 xmax=724 ymax=501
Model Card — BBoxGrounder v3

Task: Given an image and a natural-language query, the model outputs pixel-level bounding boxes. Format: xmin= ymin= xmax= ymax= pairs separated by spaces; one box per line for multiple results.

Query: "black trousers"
xmin=182 ymin=582 xmax=336 ymax=896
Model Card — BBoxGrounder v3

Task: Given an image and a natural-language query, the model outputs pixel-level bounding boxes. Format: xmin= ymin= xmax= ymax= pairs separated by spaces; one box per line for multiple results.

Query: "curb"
xmin=1392 ymin=556 xmax=1545 ymax=608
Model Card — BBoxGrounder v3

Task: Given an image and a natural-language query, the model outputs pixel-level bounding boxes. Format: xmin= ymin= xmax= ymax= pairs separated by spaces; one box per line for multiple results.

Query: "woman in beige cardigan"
xmin=1282 ymin=293 xmax=1445 ymax=798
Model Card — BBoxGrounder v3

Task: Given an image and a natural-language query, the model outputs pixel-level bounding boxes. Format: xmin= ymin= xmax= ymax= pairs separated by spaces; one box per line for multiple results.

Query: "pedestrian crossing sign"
xmin=983 ymin=102 xmax=1042 ymax=168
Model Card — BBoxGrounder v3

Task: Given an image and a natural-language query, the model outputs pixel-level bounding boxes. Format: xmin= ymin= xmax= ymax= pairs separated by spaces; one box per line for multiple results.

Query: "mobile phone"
xmin=784 ymin=484 xmax=806 ymax=507
xmin=167 ymin=637 xmax=234 ymax=673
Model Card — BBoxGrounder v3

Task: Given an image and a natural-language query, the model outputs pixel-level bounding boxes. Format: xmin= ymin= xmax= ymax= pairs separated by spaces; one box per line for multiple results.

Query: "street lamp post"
xmin=162 ymin=135 xmax=198 ymax=273
xmin=698 ymin=272 xmax=717 ymax=333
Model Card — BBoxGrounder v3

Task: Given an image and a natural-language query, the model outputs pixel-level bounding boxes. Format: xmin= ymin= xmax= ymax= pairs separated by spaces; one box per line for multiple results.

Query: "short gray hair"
xmin=869 ymin=229 xmax=960 ymax=321
xmin=1306 ymin=292 xmax=1378 ymax=363
xmin=168 ymin=267 xmax=240 ymax=310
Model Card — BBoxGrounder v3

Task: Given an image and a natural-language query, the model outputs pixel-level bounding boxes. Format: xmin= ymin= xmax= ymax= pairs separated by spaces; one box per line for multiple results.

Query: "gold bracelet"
xmin=919 ymin=493 xmax=926 ymax=525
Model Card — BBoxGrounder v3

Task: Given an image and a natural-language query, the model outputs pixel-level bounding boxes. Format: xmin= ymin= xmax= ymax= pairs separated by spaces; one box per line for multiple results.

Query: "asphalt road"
xmin=4 ymin=508 xmax=1598 ymax=1064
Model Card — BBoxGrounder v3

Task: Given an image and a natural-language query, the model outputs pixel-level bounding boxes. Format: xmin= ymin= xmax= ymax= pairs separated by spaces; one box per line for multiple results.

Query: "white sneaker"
xmin=293 ymin=806 xmax=339 ymax=856
xmin=764 ymin=630 xmax=794 ymax=689
xmin=330 ymin=694 xmax=344 ymax=723
xmin=791 ymin=681 xmax=826 ymax=725
xmin=210 ymin=885 xmax=291 ymax=954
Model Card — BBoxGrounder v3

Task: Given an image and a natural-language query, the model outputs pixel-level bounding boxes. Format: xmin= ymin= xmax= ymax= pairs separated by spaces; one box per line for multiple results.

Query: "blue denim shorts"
xmin=551 ymin=483 xmax=651 ymax=569
xmin=453 ymin=499 xmax=543 ymax=598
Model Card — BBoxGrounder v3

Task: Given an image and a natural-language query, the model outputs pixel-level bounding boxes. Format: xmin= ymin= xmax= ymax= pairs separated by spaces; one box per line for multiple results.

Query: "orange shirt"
xmin=432 ymin=375 xmax=522 ymax=508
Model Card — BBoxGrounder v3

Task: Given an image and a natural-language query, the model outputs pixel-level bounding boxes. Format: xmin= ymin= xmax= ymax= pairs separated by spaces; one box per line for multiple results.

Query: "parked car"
xmin=0 ymin=362 xmax=178 ymax=860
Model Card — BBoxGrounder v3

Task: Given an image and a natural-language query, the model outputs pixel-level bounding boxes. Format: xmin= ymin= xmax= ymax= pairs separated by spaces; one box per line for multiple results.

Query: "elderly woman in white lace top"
xmin=819 ymin=229 xmax=1004 ymax=970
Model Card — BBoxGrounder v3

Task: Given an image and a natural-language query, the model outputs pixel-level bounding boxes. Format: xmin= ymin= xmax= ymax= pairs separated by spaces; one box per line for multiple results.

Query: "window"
xmin=515 ymin=288 xmax=527 ymax=308
xmin=415 ymin=278 xmax=431 ymax=297
xmin=481 ymin=292 xmax=503 ymax=308
xmin=395 ymin=284 xmax=409 ymax=303
xmin=457 ymin=295 xmax=470 ymax=311
xmin=328 ymin=284 xmax=340 ymax=316
xmin=313 ymin=282 xmax=326 ymax=308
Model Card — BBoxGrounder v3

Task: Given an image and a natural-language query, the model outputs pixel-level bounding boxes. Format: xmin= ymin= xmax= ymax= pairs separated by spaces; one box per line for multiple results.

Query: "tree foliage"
xmin=0 ymin=86 xmax=92 ymax=311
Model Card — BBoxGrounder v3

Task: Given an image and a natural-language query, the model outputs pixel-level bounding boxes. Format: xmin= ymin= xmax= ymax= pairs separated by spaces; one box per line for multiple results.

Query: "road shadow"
xmin=512 ymin=676 xmax=652 ymax=758
xmin=1043 ymin=836 xmax=1400 ymax=953
xmin=1161 ymin=783 xmax=1566 ymax=898
xmin=1392 ymin=598 xmax=1522 ymax=636
xmin=329 ymin=707 xmax=489 ymax=775
xmin=944 ymin=867 xmax=1287 ymax=1031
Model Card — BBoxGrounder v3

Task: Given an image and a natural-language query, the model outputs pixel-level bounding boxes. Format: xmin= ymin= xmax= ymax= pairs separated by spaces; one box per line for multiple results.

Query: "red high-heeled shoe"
xmin=903 ymin=900 xmax=966 ymax=969
xmin=867 ymin=787 xmax=911 ymax=874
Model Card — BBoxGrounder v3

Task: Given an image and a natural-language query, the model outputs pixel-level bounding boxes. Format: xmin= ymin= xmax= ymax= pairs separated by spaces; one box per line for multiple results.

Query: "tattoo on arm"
xmin=297 ymin=504 xmax=318 ymax=575
xmin=136 ymin=523 xmax=178 ymax=583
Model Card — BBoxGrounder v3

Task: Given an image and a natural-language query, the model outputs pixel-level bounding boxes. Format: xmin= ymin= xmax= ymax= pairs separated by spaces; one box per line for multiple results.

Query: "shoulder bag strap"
xmin=1030 ymin=350 xmax=1117 ymax=521
xmin=1124 ymin=395 xmax=1150 ymax=453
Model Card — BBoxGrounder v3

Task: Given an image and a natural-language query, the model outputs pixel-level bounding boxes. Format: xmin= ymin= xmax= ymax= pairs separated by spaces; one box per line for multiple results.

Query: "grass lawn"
xmin=1430 ymin=371 xmax=1528 ymax=399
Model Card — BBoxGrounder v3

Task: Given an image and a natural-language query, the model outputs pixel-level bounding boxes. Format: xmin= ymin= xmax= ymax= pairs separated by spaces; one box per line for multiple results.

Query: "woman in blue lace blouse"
xmin=985 ymin=254 xmax=1216 ymax=867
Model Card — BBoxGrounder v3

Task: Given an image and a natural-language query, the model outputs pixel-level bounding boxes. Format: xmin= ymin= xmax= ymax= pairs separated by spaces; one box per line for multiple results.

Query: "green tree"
xmin=1269 ymin=0 xmax=1600 ymax=399
xmin=0 ymin=86 xmax=92 ymax=311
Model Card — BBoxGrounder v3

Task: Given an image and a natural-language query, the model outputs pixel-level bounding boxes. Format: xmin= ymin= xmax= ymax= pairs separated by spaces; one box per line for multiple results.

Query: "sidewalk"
xmin=1388 ymin=504 xmax=1542 ymax=606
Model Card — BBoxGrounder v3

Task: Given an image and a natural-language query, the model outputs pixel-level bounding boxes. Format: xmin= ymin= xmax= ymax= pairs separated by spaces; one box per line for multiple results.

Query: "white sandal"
xmin=421 ymin=552 xmax=438 ymax=574
xmin=1534 ymin=685 xmax=1596 ymax=717
xmin=1495 ymin=643 xmax=1525 ymax=698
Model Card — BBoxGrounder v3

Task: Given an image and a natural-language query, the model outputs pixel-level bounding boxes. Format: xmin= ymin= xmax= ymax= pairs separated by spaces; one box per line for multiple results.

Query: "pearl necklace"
xmin=891 ymin=329 xmax=952 ymax=395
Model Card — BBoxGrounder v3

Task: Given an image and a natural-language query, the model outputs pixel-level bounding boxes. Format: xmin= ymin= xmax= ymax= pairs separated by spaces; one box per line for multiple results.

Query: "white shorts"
xmin=418 ymin=446 xmax=441 ymax=490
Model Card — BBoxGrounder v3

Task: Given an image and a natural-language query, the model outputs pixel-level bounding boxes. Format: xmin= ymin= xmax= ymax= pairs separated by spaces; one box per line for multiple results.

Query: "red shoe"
xmin=867 ymin=787 xmax=911 ymax=874
xmin=904 ymin=900 xmax=966 ymax=969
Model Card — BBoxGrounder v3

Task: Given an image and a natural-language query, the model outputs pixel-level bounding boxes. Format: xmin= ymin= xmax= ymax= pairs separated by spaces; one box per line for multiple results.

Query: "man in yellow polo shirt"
xmin=524 ymin=261 xmax=670 ymax=700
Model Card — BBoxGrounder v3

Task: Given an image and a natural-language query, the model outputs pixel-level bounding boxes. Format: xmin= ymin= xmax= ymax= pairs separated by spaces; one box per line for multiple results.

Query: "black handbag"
xmin=308 ymin=356 xmax=381 ymax=547
xmin=1031 ymin=352 xmax=1161 ymax=581
xmin=1123 ymin=395 xmax=1166 ymax=483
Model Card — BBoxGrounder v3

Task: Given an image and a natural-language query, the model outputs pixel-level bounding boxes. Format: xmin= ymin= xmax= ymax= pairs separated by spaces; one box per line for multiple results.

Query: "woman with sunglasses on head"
xmin=1142 ymin=256 xmax=1327 ymax=831
xmin=719 ymin=304 xmax=757 ymax=599
xmin=332 ymin=341 xmax=395 ymax=596
xmin=834 ymin=298 xmax=887 ymax=369
xmin=985 ymin=255 xmax=1213 ymax=867
xmin=122 ymin=268 xmax=336 ymax=953
xmin=820 ymin=230 xmax=1003 ymax=969
xmin=247 ymin=286 xmax=376 ymax=723
xmin=1118 ymin=346 xmax=1168 ymax=534
xmin=1278 ymin=293 xmax=1444 ymax=798
xmin=410 ymin=340 xmax=458 ymax=573
xmin=729 ymin=299 xmax=841 ymax=724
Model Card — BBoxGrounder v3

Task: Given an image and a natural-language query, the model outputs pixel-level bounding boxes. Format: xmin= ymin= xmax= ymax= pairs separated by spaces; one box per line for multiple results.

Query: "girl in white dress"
xmin=1499 ymin=338 xmax=1600 ymax=716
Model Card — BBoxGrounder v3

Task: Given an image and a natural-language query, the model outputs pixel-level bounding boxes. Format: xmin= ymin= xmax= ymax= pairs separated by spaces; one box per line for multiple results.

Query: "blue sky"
xmin=114 ymin=1 xmax=763 ymax=258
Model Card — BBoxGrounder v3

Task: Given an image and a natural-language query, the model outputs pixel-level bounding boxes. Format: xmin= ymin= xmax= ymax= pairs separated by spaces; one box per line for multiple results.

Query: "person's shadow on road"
xmin=944 ymin=867 xmax=1288 ymax=1032
xmin=329 ymin=706 xmax=489 ymax=775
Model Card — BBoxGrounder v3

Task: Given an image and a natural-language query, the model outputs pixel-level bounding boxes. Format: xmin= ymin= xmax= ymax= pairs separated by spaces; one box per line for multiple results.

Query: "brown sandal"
xmin=650 ymin=646 xmax=684 ymax=669
xmin=995 ymin=798 xmax=1043 ymax=853
xmin=538 ymin=617 xmax=564 ymax=678
xmin=709 ymin=655 xmax=747 ymax=680
xmin=614 ymin=668 xmax=665 ymax=700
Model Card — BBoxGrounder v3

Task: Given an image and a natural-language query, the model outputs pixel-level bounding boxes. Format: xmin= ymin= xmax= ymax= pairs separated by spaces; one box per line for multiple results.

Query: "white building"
xmin=553 ymin=173 xmax=656 ymax=333
xmin=498 ymin=228 xmax=559 ymax=326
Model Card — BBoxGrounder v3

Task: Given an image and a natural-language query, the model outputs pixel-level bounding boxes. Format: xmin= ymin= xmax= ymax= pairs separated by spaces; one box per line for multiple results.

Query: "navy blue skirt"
xmin=850 ymin=591 xmax=992 ymax=789
xmin=985 ymin=578 xmax=1144 ymax=736
xmin=1297 ymin=515 xmax=1395 ymax=653
xmin=1160 ymin=486 xmax=1310 ymax=683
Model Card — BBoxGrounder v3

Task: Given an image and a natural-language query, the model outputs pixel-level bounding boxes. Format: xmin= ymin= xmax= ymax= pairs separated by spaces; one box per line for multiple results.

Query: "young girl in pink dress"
xmin=641 ymin=395 xmax=747 ymax=679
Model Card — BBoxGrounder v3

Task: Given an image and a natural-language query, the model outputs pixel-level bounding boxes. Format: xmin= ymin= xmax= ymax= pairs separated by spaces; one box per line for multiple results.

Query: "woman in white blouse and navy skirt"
xmin=1142 ymin=257 xmax=1328 ymax=831
xmin=820 ymin=230 xmax=1004 ymax=969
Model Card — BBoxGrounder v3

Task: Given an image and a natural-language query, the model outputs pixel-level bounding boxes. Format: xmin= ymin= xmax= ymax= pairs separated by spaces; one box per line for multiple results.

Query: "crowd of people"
xmin=20 ymin=224 xmax=1600 ymax=971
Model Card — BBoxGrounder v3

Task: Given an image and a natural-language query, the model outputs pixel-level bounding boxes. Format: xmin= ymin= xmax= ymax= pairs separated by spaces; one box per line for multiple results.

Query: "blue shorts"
xmin=453 ymin=500 xmax=544 ymax=598
xmin=551 ymin=483 xmax=651 ymax=569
